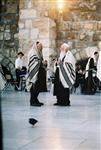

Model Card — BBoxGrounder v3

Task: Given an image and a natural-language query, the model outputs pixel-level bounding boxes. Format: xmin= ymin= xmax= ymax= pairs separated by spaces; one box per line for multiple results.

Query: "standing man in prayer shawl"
xmin=53 ymin=43 xmax=76 ymax=106
xmin=27 ymin=41 xmax=47 ymax=106
xmin=97 ymin=50 xmax=101 ymax=89
xmin=84 ymin=57 xmax=97 ymax=94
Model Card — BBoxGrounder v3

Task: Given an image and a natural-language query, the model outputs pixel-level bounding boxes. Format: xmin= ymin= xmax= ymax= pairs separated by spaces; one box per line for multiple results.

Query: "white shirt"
xmin=15 ymin=57 xmax=23 ymax=69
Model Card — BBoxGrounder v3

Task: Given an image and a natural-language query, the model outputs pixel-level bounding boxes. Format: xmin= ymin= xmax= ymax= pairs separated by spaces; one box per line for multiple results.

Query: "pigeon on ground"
xmin=29 ymin=118 xmax=38 ymax=126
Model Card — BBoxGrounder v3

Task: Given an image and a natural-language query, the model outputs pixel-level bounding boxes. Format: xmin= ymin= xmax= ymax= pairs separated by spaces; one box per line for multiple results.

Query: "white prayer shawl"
xmin=97 ymin=51 xmax=101 ymax=81
xmin=26 ymin=44 xmax=41 ymax=91
xmin=85 ymin=58 xmax=91 ymax=79
xmin=59 ymin=51 xmax=76 ymax=88
xmin=85 ymin=57 xmax=96 ymax=79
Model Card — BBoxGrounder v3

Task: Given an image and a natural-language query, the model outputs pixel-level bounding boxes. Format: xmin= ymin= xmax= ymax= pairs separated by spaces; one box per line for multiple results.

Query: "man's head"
xmin=94 ymin=51 xmax=99 ymax=61
xmin=17 ymin=52 xmax=24 ymax=58
xmin=60 ymin=43 xmax=69 ymax=53
xmin=36 ymin=41 xmax=43 ymax=51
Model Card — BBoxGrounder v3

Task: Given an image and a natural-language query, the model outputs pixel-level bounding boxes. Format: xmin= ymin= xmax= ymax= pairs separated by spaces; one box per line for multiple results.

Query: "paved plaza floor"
xmin=1 ymin=88 xmax=101 ymax=150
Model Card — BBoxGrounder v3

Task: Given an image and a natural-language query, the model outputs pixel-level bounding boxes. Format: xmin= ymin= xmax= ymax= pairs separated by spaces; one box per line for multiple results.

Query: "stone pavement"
xmin=1 ymin=89 xmax=101 ymax=150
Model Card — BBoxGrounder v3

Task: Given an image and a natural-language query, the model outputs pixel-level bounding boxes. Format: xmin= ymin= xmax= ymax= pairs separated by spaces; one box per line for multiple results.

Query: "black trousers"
xmin=16 ymin=68 xmax=26 ymax=87
xmin=30 ymin=66 xmax=47 ymax=105
xmin=30 ymin=82 xmax=40 ymax=105
xmin=54 ymin=68 xmax=70 ymax=105
xmin=16 ymin=69 xmax=21 ymax=87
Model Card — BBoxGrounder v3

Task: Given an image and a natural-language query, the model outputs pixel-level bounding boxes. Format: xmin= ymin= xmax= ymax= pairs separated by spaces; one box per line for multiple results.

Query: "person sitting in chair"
xmin=15 ymin=52 xmax=27 ymax=88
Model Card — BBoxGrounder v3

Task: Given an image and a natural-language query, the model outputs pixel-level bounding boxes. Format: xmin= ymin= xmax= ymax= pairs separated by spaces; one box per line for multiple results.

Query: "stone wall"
xmin=55 ymin=0 xmax=101 ymax=60
xmin=19 ymin=0 xmax=56 ymax=68
xmin=19 ymin=0 xmax=101 ymax=62
xmin=0 ymin=0 xmax=101 ymax=75
xmin=0 ymin=0 xmax=19 ymax=74
xmin=56 ymin=20 xmax=101 ymax=59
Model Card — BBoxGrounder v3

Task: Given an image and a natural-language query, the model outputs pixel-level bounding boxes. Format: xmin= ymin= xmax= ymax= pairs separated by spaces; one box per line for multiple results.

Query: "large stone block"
xmin=10 ymin=49 xmax=17 ymax=58
xmin=79 ymin=32 xmax=88 ymax=40
xmin=19 ymin=21 xmax=25 ymax=29
xmin=97 ymin=21 xmax=101 ymax=30
xmin=32 ymin=17 xmax=56 ymax=28
xmin=49 ymin=18 xmax=56 ymax=28
xmin=83 ymin=22 xmax=97 ymax=31
xmin=71 ymin=22 xmax=82 ymax=31
xmin=74 ymin=41 xmax=87 ymax=49
xmin=19 ymin=29 xmax=30 ymax=39
xmin=58 ymin=31 xmax=78 ymax=40
xmin=3 ymin=49 xmax=10 ymax=57
xmin=40 ymin=39 xmax=56 ymax=48
xmin=27 ymin=0 xmax=33 ymax=8
xmin=25 ymin=20 xmax=32 ymax=28
xmin=20 ymin=9 xmax=37 ymax=19
xmin=19 ymin=39 xmax=31 ymax=52
xmin=40 ymin=39 xmax=50 ymax=48
xmin=39 ymin=28 xmax=49 ymax=38
xmin=30 ymin=28 xmax=39 ymax=39
xmin=49 ymin=28 xmax=56 ymax=39
xmin=0 ymin=32 xmax=3 ymax=40
xmin=93 ymin=32 xmax=101 ymax=41
xmin=57 ymin=21 xmax=71 ymax=31
xmin=19 ymin=0 xmax=25 ymax=9
xmin=4 ymin=32 xmax=11 ymax=40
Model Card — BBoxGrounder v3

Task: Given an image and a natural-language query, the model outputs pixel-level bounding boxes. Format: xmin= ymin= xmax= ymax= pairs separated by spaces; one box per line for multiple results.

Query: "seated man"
xmin=0 ymin=64 xmax=14 ymax=84
xmin=15 ymin=52 xmax=27 ymax=88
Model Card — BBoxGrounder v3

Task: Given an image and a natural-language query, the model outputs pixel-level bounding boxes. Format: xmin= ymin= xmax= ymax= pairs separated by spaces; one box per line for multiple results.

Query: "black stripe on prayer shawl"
xmin=59 ymin=61 xmax=73 ymax=87
xmin=28 ymin=59 xmax=37 ymax=69
xmin=30 ymin=54 xmax=36 ymax=60
xmin=28 ymin=58 xmax=41 ymax=71
xmin=65 ymin=63 xmax=75 ymax=81
xmin=65 ymin=63 xmax=75 ymax=82
xmin=27 ymin=62 xmax=40 ymax=80
xmin=28 ymin=56 xmax=38 ymax=67
xmin=68 ymin=63 xmax=75 ymax=77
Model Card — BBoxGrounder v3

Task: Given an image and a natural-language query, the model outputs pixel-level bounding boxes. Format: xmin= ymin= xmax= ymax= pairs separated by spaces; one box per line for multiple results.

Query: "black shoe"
xmin=29 ymin=118 xmax=38 ymax=125
xmin=54 ymin=103 xmax=60 ymax=106
xmin=54 ymin=103 xmax=71 ymax=106
xmin=38 ymin=102 xmax=44 ymax=105
xmin=64 ymin=104 xmax=71 ymax=106
xmin=30 ymin=103 xmax=42 ymax=106
xmin=60 ymin=103 xmax=71 ymax=106
xmin=15 ymin=86 xmax=19 ymax=91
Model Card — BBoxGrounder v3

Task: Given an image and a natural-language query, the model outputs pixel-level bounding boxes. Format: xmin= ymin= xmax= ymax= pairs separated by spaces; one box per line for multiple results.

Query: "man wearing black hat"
xmin=15 ymin=52 xmax=26 ymax=89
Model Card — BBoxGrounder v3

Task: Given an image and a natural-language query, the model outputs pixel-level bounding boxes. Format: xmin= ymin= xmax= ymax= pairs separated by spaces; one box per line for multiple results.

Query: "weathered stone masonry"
xmin=0 ymin=0 xmax=101 ymax=75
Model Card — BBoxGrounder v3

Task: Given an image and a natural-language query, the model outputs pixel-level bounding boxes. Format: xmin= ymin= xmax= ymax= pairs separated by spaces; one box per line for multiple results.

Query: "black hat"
xmin=94 ymin=51 xmax=98 ymax=55
xmin=17 ymin=52 xmax=24 ymax=56
xmin=29 ymin=118 xmax=38 ymax=126
xmin=36 ymin=41 xmax=40 ymax=45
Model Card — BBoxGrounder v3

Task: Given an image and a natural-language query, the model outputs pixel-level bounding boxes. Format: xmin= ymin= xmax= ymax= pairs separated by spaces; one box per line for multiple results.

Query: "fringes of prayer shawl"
xmin=59 ymin=61 xmax=76 ymax=88
xmin=26 ymin=54 xmax=40 ymax=91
